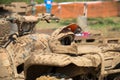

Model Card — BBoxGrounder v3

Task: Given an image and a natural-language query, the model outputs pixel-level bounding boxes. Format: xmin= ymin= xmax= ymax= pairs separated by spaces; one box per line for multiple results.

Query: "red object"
xmin=67 ymin=23 xmax=78 ymax=32
xmin=82 ymin=32 xmax=90 ymax=38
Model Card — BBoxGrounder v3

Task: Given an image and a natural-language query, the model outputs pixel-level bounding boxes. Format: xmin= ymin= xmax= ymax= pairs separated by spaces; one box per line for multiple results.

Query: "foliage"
xmin=37 ymin=17 xmax=120 ymax=32
xmin=88 ymin=17 xmax=120 ymax=30
xmin=0 ymin=0 xmax=100 ymax=4
xmin=59 ymin=17 xmax=120 ymax=31
xmin=0 ymin=0 xmax=29 ymax=4
xmin=60 ymin=18 xmax=76 ymax=25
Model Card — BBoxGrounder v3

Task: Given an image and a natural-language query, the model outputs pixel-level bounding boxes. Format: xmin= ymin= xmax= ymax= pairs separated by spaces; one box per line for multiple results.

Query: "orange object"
xmin=66 ymin=23 xmax=78 ymax=32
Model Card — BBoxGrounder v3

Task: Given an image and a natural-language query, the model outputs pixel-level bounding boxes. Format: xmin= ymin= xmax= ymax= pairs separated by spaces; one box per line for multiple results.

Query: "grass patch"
xmin=36 ymin=17 xmax=120 ymax=32
xmin=36 ymin=18 xmax=76 ymax=29
xmin=59 ymin=18 xmax=76 ymax=26
xmin=88 ymin=17 xmax=120 ymax=31
xmin=0 ymin=0 xmax=99 ymax=4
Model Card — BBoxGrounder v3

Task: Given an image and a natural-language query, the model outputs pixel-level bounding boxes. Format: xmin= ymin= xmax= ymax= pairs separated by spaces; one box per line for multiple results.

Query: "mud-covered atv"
xmin=38 ymin=13 xmax=60 ymax=23
xmin=24 ymin=24 xmax=120 ymax=80
xmin=0 ymin=2 xmax=32 ymax=17
xmin=0 ymin=13 xmax=39 ymax=46
xmin=0 ymin=13 xmax=45 ymax=80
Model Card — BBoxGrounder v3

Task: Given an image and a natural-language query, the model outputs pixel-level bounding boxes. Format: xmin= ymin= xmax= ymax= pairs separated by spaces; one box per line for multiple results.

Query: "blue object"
xmin=44 ymin=0 xmax=53 ymax=13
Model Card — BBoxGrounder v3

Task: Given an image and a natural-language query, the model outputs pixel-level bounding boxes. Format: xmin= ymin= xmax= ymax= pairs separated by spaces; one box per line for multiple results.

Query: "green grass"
xmin=36 ymin=17 xmax=120 ymax=37
xmin=36 ymin=18 xmax=76 ymax=29
xmin=36 ymin=17 xmax=120 ymax=32
xmin=0 ymin=0 xmax=99 ymax=4
xmin=88 ymin=17 xmax=120 ymax=31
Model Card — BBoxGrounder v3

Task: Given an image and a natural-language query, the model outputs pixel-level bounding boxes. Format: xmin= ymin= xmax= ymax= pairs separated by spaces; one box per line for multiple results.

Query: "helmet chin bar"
xmin=60 ymin=34 xmax=74 ymax=45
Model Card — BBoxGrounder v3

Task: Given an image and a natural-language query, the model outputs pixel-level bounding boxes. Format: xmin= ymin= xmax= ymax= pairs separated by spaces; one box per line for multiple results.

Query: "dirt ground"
xmin=35 ymin=20 xmax=120 ymax=38
xmin=37 ymin=29 xmax=54 ymax=35
xmin=36 ymin=26 xmax=120 ymax=38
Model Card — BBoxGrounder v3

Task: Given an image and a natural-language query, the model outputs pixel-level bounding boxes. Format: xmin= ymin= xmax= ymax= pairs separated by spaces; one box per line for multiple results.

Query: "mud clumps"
xmin=36 ymin=76 xmax=60 ymax=80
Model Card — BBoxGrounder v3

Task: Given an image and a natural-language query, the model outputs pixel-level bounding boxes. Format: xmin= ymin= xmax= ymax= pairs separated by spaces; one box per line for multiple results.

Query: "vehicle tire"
xmin=73 ymin=74 xmax=97 ymax=80
xmin=107 ymin=74 xmax=120 ymax=80
xmin=36 ymin=73 xmax=72 ymax=80
xmin=114 ymin=75 xmax=120 ymax=80
xmin=107 ymin=64 xmax=120 ymax=80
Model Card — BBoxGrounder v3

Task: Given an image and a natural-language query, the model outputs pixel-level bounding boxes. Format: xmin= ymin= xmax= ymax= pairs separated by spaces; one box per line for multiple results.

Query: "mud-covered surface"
xmin=0 ymin=21 xmax=120 ymax=80
xmin=36 ymin=76 xmax=60 ymax=80
xmin=0 ymin=20 xmax=10 ymax=37
xmin=36 ymin=29 xmax=55 ymax=35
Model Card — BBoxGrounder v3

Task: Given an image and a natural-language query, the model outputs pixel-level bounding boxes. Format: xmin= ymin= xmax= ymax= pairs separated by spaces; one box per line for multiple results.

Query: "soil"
xmin=36 ymin=28 xmax=120 ymax=38
xmin=36 ymin=29 xmax=55 ymax=35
